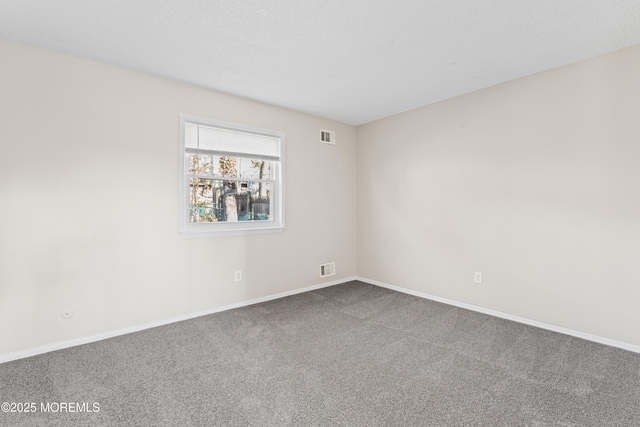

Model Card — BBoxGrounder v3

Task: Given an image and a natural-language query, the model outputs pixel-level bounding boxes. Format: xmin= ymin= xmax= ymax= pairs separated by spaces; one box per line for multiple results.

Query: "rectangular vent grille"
xmin=320 ymin=130 xmax=335 ymax=145
xmin=319 ymin=262 xmax=336 ymax=278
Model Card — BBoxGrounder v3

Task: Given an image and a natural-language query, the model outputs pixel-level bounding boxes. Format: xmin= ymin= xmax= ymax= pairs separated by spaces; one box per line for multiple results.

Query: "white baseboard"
xmin=0 ymin=276 xmax=357 ymax=364
xmin=5 ymin=274 xmax=637 ymax=364
xmin=356 ymin=276 xmax=640 ymax=354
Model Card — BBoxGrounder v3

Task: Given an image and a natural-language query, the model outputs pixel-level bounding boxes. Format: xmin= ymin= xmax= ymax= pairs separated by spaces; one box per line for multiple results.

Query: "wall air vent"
xmin=319 ymin=262 xmax=336 ymax=278
xmin=320 ymin=130 xmax=335 ymax=145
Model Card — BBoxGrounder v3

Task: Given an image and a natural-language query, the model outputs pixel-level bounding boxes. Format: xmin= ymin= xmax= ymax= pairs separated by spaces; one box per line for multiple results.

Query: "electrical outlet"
xmin=474 ymin=272 xmax=483 ymax=284
xmin=235 ymin=270 xmax=242 ymax=281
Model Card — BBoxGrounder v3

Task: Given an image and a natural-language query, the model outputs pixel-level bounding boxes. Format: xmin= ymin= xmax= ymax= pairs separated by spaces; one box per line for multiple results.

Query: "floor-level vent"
xmin=319 ymin=262 xmax=336 ymax=278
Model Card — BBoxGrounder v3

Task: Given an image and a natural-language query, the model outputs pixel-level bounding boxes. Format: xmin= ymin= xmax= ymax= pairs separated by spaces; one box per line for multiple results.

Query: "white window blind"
xmin=185 ymin=122 xmax=281 ymax=160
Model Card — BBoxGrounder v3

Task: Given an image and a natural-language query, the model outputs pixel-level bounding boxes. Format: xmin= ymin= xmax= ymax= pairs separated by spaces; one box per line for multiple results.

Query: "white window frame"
xmin=179 ymin=114 xmax=285 ymax=238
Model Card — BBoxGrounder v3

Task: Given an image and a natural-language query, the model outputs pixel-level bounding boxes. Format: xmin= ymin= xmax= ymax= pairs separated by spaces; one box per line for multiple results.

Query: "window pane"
xmin=213 ymin=156 xmax=237 ymax=178
xmin=189 ymin=178 xmax=224 ymax=223
xmin=189 ymin=178 xmax=271 ymax=223
xmin=186 ymin=153 xmax=197 ymax=174
xmin=237 ymin=158 xmax=271 ymax=180
xmin=234 ymin=181 xmax=271 ymax=222
xmin=186 ymin=153 xmax=216 ymax=176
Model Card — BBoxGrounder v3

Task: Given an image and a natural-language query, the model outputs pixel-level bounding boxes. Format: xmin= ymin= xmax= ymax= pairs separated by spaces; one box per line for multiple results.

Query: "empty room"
xmin=1 ymin=1 xmax=640 ymax=426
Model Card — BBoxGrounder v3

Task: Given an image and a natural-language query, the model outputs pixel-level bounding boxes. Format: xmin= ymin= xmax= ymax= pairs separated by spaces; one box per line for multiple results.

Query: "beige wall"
xmin=0 ymin=39 xmax=357 ymax=356
xmin=357 ymin=44 xmax=640 ymax=346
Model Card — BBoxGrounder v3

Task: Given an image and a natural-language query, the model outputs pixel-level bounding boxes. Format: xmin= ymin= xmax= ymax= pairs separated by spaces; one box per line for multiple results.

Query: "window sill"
xmin=180 ymin=226 xmax=284 ymax=239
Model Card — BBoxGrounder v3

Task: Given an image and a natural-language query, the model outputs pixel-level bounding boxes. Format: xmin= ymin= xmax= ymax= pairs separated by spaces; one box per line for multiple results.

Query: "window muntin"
xmin=179 ymin=115 xmax=284 ymax=237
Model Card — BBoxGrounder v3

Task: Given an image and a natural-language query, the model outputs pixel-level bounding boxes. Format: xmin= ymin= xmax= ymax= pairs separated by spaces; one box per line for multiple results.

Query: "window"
xmin=179 ymin=114 xmax=284 ymax=237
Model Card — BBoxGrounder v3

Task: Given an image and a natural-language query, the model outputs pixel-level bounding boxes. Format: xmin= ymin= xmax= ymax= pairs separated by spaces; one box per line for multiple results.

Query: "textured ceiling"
xmin=1 ymin=1 xmax=640 ymax=125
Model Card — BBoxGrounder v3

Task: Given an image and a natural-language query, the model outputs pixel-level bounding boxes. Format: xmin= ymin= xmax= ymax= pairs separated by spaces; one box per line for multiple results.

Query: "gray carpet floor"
xmin=1 ymin=280 xmax=640 ymax=426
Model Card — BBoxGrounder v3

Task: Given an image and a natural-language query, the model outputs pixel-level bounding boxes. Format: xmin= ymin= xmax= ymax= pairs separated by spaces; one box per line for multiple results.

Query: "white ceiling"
xmin=1 ymin=1 xmax=640 ymax=125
